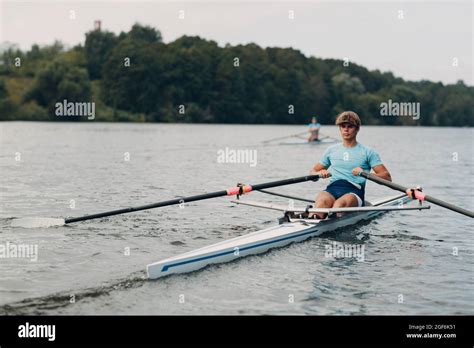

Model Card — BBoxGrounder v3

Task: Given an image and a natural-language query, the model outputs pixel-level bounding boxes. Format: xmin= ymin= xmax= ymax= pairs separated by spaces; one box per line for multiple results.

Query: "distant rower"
xmin=308 ymin=117 xmax=321 ymax=142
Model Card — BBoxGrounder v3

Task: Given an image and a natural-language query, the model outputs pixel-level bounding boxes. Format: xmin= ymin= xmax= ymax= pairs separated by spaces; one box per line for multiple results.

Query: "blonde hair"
xmin=335 ymin=111 xmax=361 ymax=128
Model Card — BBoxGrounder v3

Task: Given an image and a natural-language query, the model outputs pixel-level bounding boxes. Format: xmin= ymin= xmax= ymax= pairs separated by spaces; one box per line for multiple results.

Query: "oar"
xmin=64 ymin=175 xmax=321 ymax=224
xmin=360 ymin=172 xmax=474 ymax=218
xmin=319 ymin=133 xmax=337 ymax=141
xmin=263 ymin=131 xmax=307 ymax=144
xmin=256 ymin=189 xmax=314 ymax=203
xmin=311 ymin=134 xmax=332 ymax=142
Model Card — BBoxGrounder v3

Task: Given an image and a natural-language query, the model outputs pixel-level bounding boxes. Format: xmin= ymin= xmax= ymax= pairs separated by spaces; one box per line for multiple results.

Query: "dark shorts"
xmin=324 ymin=179 xmax=365 ymax=204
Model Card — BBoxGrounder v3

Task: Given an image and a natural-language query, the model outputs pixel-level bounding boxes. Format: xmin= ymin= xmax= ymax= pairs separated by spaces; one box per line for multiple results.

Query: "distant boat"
xmin=279 ymin=135 xmax=336 ymax=146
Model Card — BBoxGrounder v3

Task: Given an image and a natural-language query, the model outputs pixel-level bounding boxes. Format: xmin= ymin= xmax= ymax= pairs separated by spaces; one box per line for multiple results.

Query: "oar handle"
xmin=360 ymin=172 xmax=474 ymax=218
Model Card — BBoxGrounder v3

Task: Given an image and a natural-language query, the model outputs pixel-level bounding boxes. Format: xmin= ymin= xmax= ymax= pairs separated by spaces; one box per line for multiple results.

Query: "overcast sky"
xmin=1 ymin=0 xmax=472 ymax=85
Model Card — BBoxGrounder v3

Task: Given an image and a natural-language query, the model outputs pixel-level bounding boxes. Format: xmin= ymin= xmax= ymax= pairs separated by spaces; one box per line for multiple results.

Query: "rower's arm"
xmin=371 ymin=164 xmax=392 ymax=182
xmin=310 ymin=162 xmax=327 ymax=175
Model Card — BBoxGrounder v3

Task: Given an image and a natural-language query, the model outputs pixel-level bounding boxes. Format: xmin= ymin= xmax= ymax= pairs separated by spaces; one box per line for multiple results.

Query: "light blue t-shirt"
xmin=319 ymin=143 xmax=383 ymax=188
xmin=308 ymin=123 xmax=321 ymax=129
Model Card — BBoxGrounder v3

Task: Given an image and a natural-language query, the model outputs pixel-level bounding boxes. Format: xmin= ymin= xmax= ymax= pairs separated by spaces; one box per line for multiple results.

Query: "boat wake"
xmin=9 ymin=217 xmax=65 ymax=228
xmin=0 ymin=272 xmax=146 ymax=315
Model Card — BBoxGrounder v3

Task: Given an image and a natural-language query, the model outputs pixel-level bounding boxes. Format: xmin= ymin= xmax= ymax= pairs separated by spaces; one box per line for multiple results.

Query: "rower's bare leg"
xmin=333 ymin=193 xmax=360 ymax=217
xmin=311 ymin=191 xmax=335 ymax=219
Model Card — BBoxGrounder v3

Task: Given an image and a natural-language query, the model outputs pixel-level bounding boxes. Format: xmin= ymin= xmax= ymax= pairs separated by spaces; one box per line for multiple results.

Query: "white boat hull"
xmin=146 ymin=194 xmax=410 ymax=279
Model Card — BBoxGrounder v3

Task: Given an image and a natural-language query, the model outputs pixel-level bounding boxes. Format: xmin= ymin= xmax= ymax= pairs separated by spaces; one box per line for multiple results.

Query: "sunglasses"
xmin=339 ymin=124 xmax=356 ymax=129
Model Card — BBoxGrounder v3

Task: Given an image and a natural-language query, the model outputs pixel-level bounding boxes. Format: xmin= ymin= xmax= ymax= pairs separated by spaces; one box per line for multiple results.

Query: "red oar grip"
xmin=227 ymin=185 xmax=253 ymax=196
xmin=406 ymin=188 xmax=425 ymax=201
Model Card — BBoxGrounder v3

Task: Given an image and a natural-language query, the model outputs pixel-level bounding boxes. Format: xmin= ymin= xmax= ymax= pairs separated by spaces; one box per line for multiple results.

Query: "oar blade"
xmin=11 ymin=217 xmax=66 ymax=228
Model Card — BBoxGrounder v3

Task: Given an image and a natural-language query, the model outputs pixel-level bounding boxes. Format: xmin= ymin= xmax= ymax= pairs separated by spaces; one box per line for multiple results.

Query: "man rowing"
xmin=310 ymin=111 xmax=392 ymax=219
xmin=307 ymin=116 xmax=321 ymax=142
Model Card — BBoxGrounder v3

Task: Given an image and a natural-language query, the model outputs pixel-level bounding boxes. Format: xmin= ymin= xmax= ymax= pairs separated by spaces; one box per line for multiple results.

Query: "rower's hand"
xmin=316 ymin=169 xmax=331 ymax=178
xmin=352 ymin=167 xmax=363 ymax=176
xmin=406 ymin=186 xmax=422 ymax=199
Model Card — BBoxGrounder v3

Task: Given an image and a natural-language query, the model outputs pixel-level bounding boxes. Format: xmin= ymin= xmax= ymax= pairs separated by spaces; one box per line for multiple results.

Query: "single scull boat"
xmin=146 ymin=193 xmax=429 ymax=279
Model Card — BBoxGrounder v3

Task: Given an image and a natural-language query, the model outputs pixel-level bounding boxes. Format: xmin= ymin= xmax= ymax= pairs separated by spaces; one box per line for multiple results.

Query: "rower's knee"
xmin=315 ymin=193 xmax=335 ymax=208
xmin=333 ymin=201 xmax=348 ymax=208
xmin=316 ymin=199 xmax=333 ymax=209
xmin=334 ymin=194 xmax=360 ymax=208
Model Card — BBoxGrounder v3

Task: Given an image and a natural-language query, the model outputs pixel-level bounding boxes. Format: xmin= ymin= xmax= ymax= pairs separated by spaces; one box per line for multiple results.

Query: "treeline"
xmin=1 ymin=24 xmax=472 ymax=126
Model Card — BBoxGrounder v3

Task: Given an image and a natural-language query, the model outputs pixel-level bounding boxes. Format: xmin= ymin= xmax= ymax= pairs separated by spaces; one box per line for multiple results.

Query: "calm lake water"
xmin=0 ymin=122 xmax=473 ymax=315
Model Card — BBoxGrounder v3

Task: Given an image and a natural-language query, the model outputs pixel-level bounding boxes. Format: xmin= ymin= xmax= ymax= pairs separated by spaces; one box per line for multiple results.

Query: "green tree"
xmin=101 ymin=37 xmax=164 ymax=115
xmin=23 ymin=59 xmax=91 ymax=119
xmin=118 ymin=23 xmax=162 ymax=44
xmin=84 ymin=30 xmax=118 ymax=79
